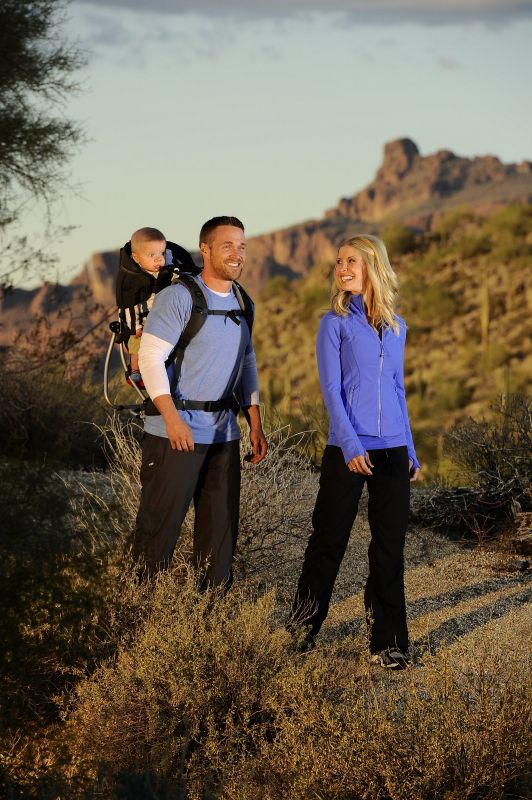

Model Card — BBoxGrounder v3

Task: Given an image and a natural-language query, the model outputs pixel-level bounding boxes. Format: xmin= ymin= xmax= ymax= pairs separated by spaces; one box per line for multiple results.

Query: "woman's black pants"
xmin=292 ymin=444 xmax=410 ymax=653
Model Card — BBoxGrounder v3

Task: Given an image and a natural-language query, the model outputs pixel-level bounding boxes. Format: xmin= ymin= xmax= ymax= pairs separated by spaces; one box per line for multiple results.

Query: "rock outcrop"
xmin=327 ymin=137 xmax=532 ymax=225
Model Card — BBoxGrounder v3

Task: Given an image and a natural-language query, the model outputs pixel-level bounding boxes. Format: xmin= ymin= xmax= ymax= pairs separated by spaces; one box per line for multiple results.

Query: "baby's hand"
xmin=135 ymin=328 xmax=143 ymax=338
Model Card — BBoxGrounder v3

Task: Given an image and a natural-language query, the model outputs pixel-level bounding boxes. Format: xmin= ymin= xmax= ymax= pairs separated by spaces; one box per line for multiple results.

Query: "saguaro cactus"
xmin=480 ymin=277 xmax=490 ymax=353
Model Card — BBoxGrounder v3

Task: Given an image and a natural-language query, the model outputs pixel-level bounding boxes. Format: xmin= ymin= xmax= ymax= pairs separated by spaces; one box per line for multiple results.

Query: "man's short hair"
xmin=131 ymin=227 xmax=166 ymax=252
xmin=199 ymin=216 xmax=244 ymax=247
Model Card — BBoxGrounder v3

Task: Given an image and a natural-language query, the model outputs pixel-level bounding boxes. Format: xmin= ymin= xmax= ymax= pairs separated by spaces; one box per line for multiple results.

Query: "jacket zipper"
xmin=377 ymin=335 xmax=384 ymax=435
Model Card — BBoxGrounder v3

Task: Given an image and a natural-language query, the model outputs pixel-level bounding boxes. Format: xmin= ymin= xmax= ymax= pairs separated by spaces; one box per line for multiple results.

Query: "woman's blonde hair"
xmin=331 ymin=233 xmax=400 ymax=334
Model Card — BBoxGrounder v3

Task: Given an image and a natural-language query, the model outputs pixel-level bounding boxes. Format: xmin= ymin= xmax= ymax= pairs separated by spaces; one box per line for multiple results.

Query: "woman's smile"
xmin=335 ymin=245 xmax=367 ymax=294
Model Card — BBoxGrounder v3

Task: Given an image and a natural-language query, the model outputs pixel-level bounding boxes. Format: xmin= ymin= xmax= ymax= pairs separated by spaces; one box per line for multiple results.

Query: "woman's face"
xmin=335 ymin=246 xmax=367 ymax=295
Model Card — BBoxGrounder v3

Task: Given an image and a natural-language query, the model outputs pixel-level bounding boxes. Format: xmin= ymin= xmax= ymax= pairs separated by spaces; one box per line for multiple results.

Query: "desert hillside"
xmin=253 ymin=204 xmax=532 ymax=471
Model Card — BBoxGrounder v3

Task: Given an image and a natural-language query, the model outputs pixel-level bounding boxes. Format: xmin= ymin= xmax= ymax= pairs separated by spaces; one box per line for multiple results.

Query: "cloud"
xmin=80 ymin=11 xmax=131 ymax=48
xmin=74 ymin=0 xmax=532 ymax=24
xmin=438 ymin=56 xmax=463 ymax=69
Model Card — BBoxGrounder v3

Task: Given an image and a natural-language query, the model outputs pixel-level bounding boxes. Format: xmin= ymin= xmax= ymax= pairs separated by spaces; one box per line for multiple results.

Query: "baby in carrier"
xmin=116 ymin=227 xmax=196 ymax=387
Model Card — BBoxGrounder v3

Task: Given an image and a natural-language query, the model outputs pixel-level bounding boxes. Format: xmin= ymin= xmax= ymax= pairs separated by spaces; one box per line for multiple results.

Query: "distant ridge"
xmin=2 ymin=138 xmax=531 ymax=343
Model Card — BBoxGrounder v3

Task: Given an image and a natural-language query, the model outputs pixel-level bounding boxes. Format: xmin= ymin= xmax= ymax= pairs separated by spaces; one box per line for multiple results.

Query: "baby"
xmin=116 ymin=227 xmax=172 ymax=386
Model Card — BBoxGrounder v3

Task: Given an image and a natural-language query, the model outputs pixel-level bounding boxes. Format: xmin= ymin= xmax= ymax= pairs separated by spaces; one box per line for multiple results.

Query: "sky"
xmin=16 ymin=0 xmax=532 ymax=285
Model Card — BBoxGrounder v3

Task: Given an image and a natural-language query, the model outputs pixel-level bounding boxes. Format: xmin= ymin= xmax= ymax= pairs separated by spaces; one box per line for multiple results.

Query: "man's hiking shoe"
xmin=126 ymin=370 xmax=145 ymax=390
xmin=370 ymin=648 xmax=409 ymax=670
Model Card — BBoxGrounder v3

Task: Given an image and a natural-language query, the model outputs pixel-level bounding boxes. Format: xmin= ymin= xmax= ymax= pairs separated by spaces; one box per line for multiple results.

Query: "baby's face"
xmin=132 ymin=240 xmax=166 ymax=273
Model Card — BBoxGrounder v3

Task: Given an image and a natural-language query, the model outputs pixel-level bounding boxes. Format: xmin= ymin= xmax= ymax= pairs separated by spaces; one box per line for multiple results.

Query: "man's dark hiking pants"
xmin=292 ymin=444 xmax=410 ymax=653
xmin=132 ymin=433 xmax=240 ymax=587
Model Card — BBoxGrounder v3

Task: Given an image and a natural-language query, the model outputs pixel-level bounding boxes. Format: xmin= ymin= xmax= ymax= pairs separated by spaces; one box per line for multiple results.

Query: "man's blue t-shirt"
xmin=142 ymin=276 xmax=258 ymax=444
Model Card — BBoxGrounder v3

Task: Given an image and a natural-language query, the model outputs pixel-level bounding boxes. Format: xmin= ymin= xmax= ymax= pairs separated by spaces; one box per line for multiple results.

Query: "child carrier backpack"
xmin=104 ymin=249 xmax=254 ymax=418
xmin=104 ymin=240 xmax=200 ymax=415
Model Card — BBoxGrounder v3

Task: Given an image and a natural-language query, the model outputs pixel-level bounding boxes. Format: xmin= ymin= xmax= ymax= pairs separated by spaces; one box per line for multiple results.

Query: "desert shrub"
xmin=484 ymin=203 xmax=532 ymax=238
xmin=94 ymin=414 xmax=316 ymax=578
xmin=416 ymin=283 xmax=458 ymax=326
xmin=414 ymin=394 xmax=531 ymax=539
xmin=61 ymin=570 xmax=531 ymax=799
xmin=258 ymin=274 xmax=292 ymax=302
xmin=444 ymin=394 xmax=531 ymax=490
xmin=299 ymin=283 xmax=330 ymax=315
xmin=0 ymin=353 xmax=107 ymax=466
xmin=381 ymin=220 xmax=416 ymax=256
xmin=432 ymin=377 xmax=473 ymax=413
xmin=436 ymin=206 xmax=477 ymax=242
xmin=0 ymin=462 xmax=122 ymax=732
xmin=454 ymin=232 xmax=492 ymax=259
xmin=238 ymin=426 xmax=316 ymax=574
xmin=63 ymin=574 xmax=294 ymax=797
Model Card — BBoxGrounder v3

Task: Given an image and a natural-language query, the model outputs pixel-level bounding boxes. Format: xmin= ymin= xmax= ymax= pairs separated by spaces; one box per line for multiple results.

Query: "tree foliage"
xmin=0 ymin=0 xmax=84 ymax=227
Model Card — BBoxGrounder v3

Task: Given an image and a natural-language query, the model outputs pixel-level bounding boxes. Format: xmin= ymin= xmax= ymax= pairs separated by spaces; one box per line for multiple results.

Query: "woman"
xmin=291 ymin=234 xmax=420 ymax=669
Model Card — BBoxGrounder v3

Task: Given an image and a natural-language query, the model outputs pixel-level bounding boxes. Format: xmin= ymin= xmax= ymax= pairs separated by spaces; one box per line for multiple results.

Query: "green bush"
xmin=381 ymin=221 xmax=416 ymax=257
xmin=0 ymin=356 xmax=107 ymax=466
xmin=0 ymin=463 xmax=124 ymax=732
xmin=484 ymin=203 xmax=532 ymax=238
xmin=259 ymin=274 xmax=292 ymax=302
xmin=432 ymin=378 xmax=472 ymax=413
xmin=300 ymin=283 xmax=330 ymax=314
xmin=436 ymin=206 xmax=477 ymax=241
xmin=454 ymin=233 xmax=491 ymax=259
xmin=416 ymin=284 xmax=458 ymax=326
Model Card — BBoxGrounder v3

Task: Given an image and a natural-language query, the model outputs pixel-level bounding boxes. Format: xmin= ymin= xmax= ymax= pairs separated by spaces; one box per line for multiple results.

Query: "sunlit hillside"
xmin=253 ymin=204 xmax=532 ymax=473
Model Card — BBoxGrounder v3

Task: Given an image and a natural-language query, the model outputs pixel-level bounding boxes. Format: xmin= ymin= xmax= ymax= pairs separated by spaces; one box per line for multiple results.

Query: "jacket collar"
xmin=349 ymin=293 xmax=365 ymax=314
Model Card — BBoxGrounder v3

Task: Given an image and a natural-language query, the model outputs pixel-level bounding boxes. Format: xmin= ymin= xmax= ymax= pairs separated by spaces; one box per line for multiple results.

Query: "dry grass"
xmin=2 ymin=419 xmax=530 ymax=799
xmin=60 ymin=568 xmax=531 ymax=800
xmin=86 ymin=414 xmax=316 ymax=577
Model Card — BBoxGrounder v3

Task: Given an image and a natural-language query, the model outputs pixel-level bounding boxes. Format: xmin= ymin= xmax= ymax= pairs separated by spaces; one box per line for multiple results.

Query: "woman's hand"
xmin=347 ymin=452 xmax=374 ymax=475
xmin=409 ymin=458 xmax=420 ymax=482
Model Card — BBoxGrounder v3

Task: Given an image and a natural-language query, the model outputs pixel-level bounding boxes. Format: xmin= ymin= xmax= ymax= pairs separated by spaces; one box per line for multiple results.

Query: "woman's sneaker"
xmin=370 ymin=648 xmax=409 ymax=670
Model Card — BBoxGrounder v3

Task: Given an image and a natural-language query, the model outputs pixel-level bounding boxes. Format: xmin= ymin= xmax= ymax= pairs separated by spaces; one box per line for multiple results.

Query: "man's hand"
xmin=247 ymin=426 xmax=267 ymax=464
xmin=154 ymin=394 xmax=194 ymax=451
xmin=242 ymin=405 xmax=267 ymax=464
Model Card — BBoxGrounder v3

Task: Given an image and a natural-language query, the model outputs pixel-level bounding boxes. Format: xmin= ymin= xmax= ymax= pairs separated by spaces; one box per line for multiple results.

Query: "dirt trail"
xmin=262 ymin=491 xmax=532 ymax=665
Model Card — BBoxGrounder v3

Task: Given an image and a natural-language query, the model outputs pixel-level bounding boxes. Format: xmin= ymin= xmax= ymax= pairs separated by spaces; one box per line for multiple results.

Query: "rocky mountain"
xmin=2 ymin=137 xmax=531 ymax=345
xmin=243 ymin=138 xmax=532 ymax=293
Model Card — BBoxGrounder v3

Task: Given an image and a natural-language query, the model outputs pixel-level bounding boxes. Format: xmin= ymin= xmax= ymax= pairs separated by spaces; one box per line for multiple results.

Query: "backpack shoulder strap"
xmin=173 ymin=273 xmax=209 ymax=351
xmin=232 ymin=281 xmax=254 ymax=336
xmin=167 ymin=274 xmax=209 ymax=396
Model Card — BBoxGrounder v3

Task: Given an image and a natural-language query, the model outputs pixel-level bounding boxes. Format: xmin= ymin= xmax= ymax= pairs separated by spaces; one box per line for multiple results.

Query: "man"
xmin=133 ymin=216 xmax=267 ymax=586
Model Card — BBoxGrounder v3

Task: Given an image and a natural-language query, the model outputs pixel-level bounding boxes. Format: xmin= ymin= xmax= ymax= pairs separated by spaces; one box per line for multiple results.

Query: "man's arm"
xmin=237 ymin=341 xmax=267 ymax=464
xmin=241 ymin=404 xmax=267 ymax=464
xmin=153 ymin=394 xmax=194 ymax=451
xmin=139 ymin=287 xmax=195 ymax=450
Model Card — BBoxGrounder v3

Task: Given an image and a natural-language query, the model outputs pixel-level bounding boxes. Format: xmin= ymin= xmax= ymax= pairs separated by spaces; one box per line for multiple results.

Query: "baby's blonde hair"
xmin=130 ymin=227 xmax=166 ymax=253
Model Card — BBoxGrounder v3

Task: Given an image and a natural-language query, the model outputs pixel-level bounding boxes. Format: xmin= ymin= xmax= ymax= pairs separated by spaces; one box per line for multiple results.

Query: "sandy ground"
xmin=248 ymin=488 xmax=532 ymax=669
xmin=71 ymin=469 xmax=531 ymax=670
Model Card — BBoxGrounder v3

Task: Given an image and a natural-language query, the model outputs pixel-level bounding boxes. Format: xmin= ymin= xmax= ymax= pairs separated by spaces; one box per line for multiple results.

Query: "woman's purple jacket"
xmin=316 ymin=294 xmax=420 ymax=469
